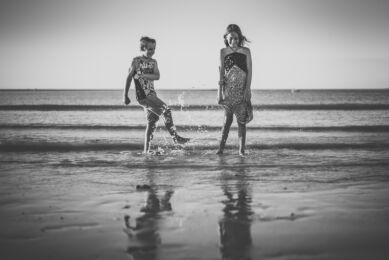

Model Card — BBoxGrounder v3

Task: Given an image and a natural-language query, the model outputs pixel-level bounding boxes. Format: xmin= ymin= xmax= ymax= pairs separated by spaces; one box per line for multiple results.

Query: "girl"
xmin=217 ymin=24 xmax=253 ymax=155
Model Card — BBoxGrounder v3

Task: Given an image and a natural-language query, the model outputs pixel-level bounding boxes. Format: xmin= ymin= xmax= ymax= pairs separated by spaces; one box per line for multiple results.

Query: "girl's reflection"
xmin=219 ymin=156 xmax=253 ymax=260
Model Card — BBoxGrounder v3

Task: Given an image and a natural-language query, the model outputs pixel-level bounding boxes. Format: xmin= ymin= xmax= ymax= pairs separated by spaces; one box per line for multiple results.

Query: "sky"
xmin=0 ymin=0 xmax=388 ymax=89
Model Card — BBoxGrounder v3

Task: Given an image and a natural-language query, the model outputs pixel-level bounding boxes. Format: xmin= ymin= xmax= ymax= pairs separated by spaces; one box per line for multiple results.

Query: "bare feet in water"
xmin=173 ymin=135 xmax=190 ymax=144
xmin=217 ymin=150 xmax=246 ymax=156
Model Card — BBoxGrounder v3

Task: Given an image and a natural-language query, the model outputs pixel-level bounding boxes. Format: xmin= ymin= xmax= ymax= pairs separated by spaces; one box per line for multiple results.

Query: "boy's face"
xmin=143 ymin=42 xmax=156 ymax=57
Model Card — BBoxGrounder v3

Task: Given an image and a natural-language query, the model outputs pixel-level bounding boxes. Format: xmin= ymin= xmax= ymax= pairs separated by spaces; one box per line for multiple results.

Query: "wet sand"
xmin=1 ymin=151 xmax=389 ymax=260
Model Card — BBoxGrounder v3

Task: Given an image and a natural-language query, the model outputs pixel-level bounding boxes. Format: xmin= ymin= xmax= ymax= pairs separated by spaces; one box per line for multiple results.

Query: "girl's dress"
xmin=221 ymin=52 xmax=253 ymax=124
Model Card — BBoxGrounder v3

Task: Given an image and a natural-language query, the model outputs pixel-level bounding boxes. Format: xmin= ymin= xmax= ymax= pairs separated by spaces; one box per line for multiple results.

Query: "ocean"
xmin=1 ymin=89 xmax=389 ymax=260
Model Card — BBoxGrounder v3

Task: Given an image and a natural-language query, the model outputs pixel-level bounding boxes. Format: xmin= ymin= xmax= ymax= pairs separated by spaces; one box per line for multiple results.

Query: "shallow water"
xmin=1 ymin=89 xmax=389 ymax=259
xmin=1 ymin=149 xmax=389 ymax=260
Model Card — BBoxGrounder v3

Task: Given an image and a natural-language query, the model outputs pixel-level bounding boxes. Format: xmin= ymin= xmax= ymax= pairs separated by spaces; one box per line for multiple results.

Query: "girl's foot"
xmin=239 ymin=150 xmax=246 ymax=156
xmin=173 ymin=135 xmax=190 ymax=144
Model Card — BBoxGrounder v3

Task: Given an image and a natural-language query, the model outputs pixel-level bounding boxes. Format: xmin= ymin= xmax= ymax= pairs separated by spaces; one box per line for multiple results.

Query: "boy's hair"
xmin=223 ymin=24 xmax=250 ymax=47
xmin=140 ymin=36 xmax=156 ymax=51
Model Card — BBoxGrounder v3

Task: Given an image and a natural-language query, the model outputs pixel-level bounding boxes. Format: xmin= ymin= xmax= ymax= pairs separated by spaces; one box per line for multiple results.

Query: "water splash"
xmin=177 ymin=92 xmax=186 ymax=111
xmin=177 ymin=91 xmax=211 ymax=135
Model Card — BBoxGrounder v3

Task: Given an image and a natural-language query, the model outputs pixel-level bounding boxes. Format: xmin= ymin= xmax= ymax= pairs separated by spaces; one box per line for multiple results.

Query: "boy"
xmin=124 ymin=36 xmax=190 ymax=153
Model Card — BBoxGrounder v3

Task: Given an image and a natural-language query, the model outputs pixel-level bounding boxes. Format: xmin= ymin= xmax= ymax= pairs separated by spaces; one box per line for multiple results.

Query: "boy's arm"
xmin=124 ymin=59 xmax=136 ymax=105
xmin=217 ymin=49 xmax=225 ymax=104
xmin=139 ymin=60 xmax=160 ymax=81
xmin=245 ymin=48 xmax=252 ymax=101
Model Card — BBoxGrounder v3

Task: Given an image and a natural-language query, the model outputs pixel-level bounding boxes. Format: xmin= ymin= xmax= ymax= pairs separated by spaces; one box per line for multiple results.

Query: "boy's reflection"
xmin=219 ymin=157 xmax=253 ymax=260
xmin=124 ymin=168 xmax=174 ymax=260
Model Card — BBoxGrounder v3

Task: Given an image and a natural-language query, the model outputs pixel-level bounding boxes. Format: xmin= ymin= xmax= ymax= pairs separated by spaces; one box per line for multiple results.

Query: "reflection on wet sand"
xmin=123 ymin=168 xmax=174 ymax=260
xmin=218 ymin=157 xmax=253 ymax=260
xmin=122 ymin=157 xmax=254 ymax=260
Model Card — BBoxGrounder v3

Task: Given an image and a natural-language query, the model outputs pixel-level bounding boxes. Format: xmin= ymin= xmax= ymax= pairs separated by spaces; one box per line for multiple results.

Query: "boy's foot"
xmin=143 ymin=150 xmax=162 ymax=156
xmin=173 ymin=135 xmax=190 ymax=144
xmin=239 ymin=150 xmax=246 ymax=156
xmin=216 ymin=149 xmax=223 ymax=155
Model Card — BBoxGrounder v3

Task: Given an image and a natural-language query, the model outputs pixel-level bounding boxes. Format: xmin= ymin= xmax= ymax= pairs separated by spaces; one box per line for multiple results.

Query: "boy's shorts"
xmin=138 ymin=94 xmax=169 ymax=123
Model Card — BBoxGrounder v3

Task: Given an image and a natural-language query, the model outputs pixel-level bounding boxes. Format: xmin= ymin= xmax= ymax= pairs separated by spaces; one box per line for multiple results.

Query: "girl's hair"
xmin=223 ymin=24 xmax=250 ymax=47
xmin=140 ymin=36 xmax=156 ymax=51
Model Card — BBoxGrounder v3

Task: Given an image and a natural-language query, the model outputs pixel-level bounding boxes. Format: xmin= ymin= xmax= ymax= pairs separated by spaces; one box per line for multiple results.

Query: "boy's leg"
xmin=238 ymin=122 xmax=246 ymax=155
xmin=160 ymin=107 xmax=176 ymax=137
xmin=217 ymin=110 xmax=233 ymax=154
xmin=148 ymin=95 xmax=189 ymax=144
xmin=138 ymin=97 xmax=159 ymax=153
xmin=144 ymin=120 xmax=157 ymax=153
xmin=160 ymin=108 xmax=190 ymax=144
xmin=141 ymin=95 xmax=189 ymax=144
xmin=143 ymin=107 xmax=159 ymax=153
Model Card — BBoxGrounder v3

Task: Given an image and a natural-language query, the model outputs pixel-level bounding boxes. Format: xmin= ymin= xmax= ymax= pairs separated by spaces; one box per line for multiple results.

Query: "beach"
xmin=1 ymin=89 xmax=389 ymax=259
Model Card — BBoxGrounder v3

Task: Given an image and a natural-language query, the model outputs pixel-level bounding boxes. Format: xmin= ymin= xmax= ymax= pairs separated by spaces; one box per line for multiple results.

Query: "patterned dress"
xmin=221 ymin=52 xmax=253 ymax=124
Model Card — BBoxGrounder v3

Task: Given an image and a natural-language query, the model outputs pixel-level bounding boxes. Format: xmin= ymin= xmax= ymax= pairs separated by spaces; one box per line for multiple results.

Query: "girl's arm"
xmin=218 ymin=49 xmax=225 ymax=104
xmin=245 ymin=48 xmax=252 ymax=101
xmin=139 ymin=60 xmax=160 ymax=81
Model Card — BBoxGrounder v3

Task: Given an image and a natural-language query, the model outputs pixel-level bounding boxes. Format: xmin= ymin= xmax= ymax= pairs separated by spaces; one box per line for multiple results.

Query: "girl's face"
xmin=226 ymin=31 xmax=240 ymax=48
xmin=143 ymin=42 xmax=156 ymax=58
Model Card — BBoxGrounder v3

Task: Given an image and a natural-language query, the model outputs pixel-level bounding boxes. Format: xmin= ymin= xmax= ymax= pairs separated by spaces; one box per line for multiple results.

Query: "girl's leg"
xmin=238 ymin=122 xmax=246 ymax=155
xmin=144 ymin=121 xmax=157 ymax=153
xmin=217 ymin=111 xmax=233 ymax=154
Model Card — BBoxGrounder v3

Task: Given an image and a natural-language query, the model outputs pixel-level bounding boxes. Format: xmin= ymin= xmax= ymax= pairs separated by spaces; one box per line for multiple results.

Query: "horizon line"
xmin=0 ymin=88 xmax=388 ymax=91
